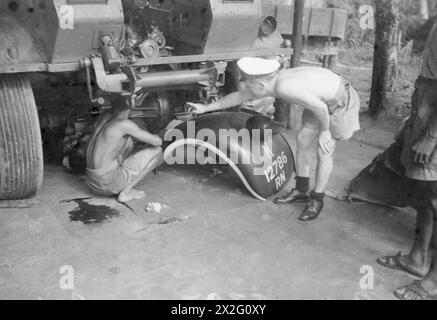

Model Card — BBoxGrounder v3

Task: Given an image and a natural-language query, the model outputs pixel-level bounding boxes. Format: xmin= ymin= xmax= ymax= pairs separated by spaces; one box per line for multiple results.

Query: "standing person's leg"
xmin=118 ymin=147 xmax=163 ymax=203
xmin=420 ymin=196 xmax=437 ymax=294
xmin=408 ymin=194 xmax=433 ymax=273
xmin=314 ymin=141 xmax=336 ymax=193
xmin=393 ymin=184 xmax=437 ymax=300
xmin=296 ymin=127 xmax=319 ymax=178
xmin=274 ymin=126 xmax=318 ymax=204
xmin=298 ymin=141 xmax=336 ymax=222
xmin=377 ymin=181 xmax=433 ymax=277
xmin=382 ymin=80 xmax=437 ymax=282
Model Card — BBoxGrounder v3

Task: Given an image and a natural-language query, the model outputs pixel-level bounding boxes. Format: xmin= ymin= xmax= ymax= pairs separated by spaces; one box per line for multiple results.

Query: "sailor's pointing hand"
xmin=187 ymin=102 xmax=207 ymax=115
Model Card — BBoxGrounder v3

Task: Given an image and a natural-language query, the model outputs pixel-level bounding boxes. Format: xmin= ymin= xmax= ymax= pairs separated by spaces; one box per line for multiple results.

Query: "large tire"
xmin=0 ymin=74 xmax=43 ymax=200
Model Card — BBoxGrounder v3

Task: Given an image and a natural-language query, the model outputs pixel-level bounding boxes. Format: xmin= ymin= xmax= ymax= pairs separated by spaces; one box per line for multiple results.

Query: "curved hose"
xmin=163 ymin=138 xmax=266 ymax=201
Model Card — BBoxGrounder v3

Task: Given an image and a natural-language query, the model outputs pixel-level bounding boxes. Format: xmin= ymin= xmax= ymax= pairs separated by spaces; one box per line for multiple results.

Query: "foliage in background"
xmin=400 ymin=15 xmax=436 ymax=53
xmin=320 ymin=0 xmax=436 ymax=51
xmin=324 ymin=0 xmax=374 ymax=48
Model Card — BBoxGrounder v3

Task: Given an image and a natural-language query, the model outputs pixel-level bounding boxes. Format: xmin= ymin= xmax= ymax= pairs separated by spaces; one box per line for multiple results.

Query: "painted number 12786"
xmin=264 ymin=151 xmax=288 ymax=190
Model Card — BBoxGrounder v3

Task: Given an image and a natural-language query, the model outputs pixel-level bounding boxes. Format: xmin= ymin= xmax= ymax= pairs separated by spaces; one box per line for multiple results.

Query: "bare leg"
xmin=381 ymin=183 xmax=433 ymax=277
xmin=314 ymin=141 xmax=336 ymax=193
xmin=418 ymin=196 xmax=437 ymax=294
xmin=118 ymin=147 xmax=163 ymax=203
xmin=295 ymin=127 xmax=319 ymax=178
xmin=298 ymin=137 xmax=336 ymax=221
xmin=394 ymin=188 xmax=437 ymax=300
xmin=405 ymin=204 xmax=433 ymax=274
xmin=273 ymin=127 xmax=318 ymax=204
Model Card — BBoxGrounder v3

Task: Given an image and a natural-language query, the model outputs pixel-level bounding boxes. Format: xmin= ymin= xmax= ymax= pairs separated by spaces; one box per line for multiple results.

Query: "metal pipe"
xmin=91 ymin=56 xmax=216 ymax=93
xmin=291 ymin=0 xmax=305 ymax=67
xmin=135 ymin=69 xmax=213 ymax=88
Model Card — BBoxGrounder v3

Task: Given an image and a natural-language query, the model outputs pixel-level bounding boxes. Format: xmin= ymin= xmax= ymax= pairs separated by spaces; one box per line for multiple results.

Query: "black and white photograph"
xmin=1 ymin=0 xmax=437 ymax=303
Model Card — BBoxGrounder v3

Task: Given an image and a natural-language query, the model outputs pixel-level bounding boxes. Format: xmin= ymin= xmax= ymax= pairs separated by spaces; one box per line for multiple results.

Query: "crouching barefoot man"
xmin=86 ymin=100 xmax=163 ymax=203
xmin=188 ymin=57 xmax=360 ymax=221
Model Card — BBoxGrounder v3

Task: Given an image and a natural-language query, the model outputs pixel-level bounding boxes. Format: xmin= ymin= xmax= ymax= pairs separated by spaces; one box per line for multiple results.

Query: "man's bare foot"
xmin=118 ymin=189 xmax=146 ymax=203
xmin=377 ymin=252 xmax=428 ymax=278
xmin=394 ymin=280 xmax=437 ymax=300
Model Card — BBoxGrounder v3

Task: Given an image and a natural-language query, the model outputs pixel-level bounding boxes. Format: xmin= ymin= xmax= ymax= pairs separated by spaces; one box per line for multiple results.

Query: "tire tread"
xmin=0 ymin=74 xmax=43 ymax=199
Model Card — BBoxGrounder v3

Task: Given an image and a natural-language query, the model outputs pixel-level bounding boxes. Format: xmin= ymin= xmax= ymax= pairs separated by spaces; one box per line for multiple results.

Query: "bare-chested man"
xmin=86 ymin=100 xmax=163 ymax=203
xmin=188 ymin=57 xmax=360 ymax=221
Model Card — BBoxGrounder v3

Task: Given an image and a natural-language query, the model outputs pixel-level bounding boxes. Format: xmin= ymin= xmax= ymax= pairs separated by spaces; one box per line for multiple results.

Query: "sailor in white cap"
xmin=188 ymin=57 xmax=360 ymax=221
xmin=238 ymin=57 xmax=281 ymax=79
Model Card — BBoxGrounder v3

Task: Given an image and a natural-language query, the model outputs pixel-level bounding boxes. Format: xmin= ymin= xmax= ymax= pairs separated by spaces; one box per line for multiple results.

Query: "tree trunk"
xmin=420 ymin=0 xmax=429 ymax=21
xmin=369 ymin=0 xmax=400 ymax=119
xmin=429 ymin=0 xmax=437 ymax=16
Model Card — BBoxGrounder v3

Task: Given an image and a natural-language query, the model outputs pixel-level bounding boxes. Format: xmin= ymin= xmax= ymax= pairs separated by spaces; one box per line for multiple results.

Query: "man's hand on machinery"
xmin=186 ymin=102 xmax=207 ymax=115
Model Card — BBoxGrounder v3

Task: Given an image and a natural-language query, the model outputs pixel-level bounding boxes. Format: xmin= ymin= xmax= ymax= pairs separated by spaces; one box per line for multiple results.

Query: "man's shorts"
xmin=86 ymin=148 xmax=158 ymax=195
xmin=302 ymin=82 xmax=361 ymax=141
xmin=401 ymin=77 xmax=437 ymax=181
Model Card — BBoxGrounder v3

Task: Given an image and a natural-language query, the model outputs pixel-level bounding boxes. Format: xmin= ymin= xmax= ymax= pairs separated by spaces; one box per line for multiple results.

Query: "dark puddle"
xmin=66 ymin=199 xmax=119 ymax=224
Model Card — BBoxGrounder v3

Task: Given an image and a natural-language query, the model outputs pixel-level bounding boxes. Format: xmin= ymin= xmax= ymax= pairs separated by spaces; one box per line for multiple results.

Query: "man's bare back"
xmin=87 ymin=118 xmax=134 ymax=170
xmin=275 ymin=66 xmax=342 ymax=103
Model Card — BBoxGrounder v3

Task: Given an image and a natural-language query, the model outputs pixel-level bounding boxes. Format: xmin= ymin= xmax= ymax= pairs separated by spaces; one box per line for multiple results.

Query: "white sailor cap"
xmin=237 ymin=57 xmax=280 ymax=80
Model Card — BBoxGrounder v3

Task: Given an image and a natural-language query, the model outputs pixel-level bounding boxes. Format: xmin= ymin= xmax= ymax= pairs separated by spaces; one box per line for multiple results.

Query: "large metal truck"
xmin=0 ymin=0 xmax=346 ymax=200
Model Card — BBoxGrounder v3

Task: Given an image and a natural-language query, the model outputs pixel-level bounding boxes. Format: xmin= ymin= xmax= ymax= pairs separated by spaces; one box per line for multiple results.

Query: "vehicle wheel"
xmin=0 ymin=74 xmax=43 ymax=199
xmin=141 ymin=92 xmax=174 ymax=134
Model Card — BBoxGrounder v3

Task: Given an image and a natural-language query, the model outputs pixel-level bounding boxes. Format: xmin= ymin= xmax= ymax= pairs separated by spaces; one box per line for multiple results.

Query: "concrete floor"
xmin=0 ymin=119 xmax=419 ymax=300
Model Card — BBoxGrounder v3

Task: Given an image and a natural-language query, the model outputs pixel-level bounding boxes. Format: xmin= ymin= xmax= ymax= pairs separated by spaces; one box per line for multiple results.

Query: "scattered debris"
xmin=158 ymin=217 xmax=182 ymax=224
xmin=209 ymin=168 xmax=223 ymax=177
xmin=145 ymin=202 xmax=167 ymax=214
xmin=157 ymin=215 xmax=194 ymax=225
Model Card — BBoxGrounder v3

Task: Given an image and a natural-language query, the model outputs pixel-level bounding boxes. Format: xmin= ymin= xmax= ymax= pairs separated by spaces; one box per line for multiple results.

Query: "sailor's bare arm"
xmin=188 ymin=89 xmax=255 ymax=114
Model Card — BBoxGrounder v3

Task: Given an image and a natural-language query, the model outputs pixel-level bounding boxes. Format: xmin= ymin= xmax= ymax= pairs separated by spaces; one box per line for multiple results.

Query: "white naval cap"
xmin=237 ymin=57 xmax=280 ymax=80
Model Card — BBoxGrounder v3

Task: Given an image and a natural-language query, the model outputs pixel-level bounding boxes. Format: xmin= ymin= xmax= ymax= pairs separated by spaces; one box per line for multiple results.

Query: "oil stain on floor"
xmin=64 ymin=199 xmax=119 ymax=224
